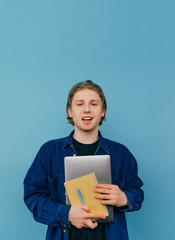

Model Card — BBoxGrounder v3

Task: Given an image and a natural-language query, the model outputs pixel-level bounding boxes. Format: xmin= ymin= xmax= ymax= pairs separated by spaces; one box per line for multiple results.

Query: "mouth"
xmin=82 ymin=116 xmax=93 ymax=121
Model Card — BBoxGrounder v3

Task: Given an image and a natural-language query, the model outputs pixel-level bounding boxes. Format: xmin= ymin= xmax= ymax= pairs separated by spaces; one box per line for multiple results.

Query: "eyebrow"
xmin=74 ymin=99 xmax=100 ymax=103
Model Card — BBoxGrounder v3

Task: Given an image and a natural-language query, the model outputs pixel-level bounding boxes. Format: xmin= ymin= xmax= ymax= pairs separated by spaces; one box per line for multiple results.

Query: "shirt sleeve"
xmin=119 ymin=151 xmax=144 ymax=212
xmin=23 ymin=146 xmax=71 ymax=228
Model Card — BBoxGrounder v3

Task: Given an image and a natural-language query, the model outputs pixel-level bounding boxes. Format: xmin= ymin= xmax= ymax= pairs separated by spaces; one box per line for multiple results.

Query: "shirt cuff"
xmin=118 ymin=191 xmax=134 ymax=212
xmin=56 ymin=204 xmax=71 ymax=228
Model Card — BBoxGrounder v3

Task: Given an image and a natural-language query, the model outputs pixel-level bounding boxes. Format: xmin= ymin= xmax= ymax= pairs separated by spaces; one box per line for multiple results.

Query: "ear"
xmin=67 ymin=107 xmax=72 ymax=118
xmin=101 ymin=108 xmax=105 ymax=117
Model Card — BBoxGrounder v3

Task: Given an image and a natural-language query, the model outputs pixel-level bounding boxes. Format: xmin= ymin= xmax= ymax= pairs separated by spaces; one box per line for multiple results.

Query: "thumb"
xmin=81 ymin=205 xmax=90 ymax=212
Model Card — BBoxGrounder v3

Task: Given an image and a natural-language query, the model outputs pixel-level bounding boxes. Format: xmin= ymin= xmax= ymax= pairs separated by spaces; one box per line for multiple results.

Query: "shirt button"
xmin=63 ymin=229 xmax=66 ymax=233
xmin=63 ymin=224 xmax=66 ymax=227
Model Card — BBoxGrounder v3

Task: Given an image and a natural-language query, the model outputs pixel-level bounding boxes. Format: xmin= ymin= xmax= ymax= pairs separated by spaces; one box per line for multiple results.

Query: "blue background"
xmin=0 ymin=1 xmax=175 ymax=239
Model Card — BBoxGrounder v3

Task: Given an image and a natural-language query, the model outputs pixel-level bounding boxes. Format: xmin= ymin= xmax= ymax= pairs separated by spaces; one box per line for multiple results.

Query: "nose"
xmin=84 ymin=104 xmax=90 ymax=113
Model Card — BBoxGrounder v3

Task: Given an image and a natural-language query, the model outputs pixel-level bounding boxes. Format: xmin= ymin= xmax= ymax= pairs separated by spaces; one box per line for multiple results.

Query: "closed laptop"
xmin=64 ymin=155 xmax=113 ymax=223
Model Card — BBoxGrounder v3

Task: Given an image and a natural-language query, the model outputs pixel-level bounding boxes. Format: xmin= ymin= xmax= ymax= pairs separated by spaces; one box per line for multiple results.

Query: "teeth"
xmin=83 ymin=117 xmax=92 ymax=120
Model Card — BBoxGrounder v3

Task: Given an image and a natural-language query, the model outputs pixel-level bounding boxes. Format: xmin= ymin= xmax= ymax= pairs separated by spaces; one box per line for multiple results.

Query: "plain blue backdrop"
xmin=0 ymin=1 xmax=175 ymax=239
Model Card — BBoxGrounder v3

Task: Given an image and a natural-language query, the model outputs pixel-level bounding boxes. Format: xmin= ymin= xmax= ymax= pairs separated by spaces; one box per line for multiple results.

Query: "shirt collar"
xmin=63 ymin=130 xmax=109 ymax=154
xmin=98 ymin=131 xmax=110 ymax=154
xmin=63 ymin=130 xmax=74 ymax=150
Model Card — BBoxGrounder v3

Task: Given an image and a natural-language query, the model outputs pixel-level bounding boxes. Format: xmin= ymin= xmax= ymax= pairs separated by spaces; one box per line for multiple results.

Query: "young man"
xmin=24 ymin=80 xmax=144 ymax=240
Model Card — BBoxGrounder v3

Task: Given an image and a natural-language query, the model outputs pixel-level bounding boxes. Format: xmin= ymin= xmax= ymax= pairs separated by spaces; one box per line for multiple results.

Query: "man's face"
xmin=68 ymin=89 xmax=105 ymax=133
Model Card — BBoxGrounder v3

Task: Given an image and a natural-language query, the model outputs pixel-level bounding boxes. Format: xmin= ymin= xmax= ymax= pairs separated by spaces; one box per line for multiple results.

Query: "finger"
xmin=84 ymin=212 xmax=106 ymax=220
xmin=93 ymin=188 xmax=111 ymax=194
xmin=95 ymin=183 xmax=113 ymax=189
xmin=85 ymin=219 xmax=98 ymax=229
xmin=94 ymin=214 xmax=106 ymax=219
xmin=81 ymin=205 xmax=90 ymax=212
xmin=100 ymin=199 xmax=114 ymax=205
xmin=94 ymin=193 xmax=112 ymax=199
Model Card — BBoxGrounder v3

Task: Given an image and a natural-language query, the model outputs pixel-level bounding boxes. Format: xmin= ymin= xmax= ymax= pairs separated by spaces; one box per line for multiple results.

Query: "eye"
xmin=91 ymin=103 xmax=97 ymax=106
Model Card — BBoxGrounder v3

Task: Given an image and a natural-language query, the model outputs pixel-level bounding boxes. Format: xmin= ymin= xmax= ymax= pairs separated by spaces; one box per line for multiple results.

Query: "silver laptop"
xmin=64 ymin=155 xmax=113 ymax=223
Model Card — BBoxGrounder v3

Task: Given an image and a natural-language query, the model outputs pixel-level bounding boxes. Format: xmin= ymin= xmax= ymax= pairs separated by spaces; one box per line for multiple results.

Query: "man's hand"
xmin=68 ymin=205 xmax=106 ymax=229
xmin=93 ymin=183 xmax=129 ymax=207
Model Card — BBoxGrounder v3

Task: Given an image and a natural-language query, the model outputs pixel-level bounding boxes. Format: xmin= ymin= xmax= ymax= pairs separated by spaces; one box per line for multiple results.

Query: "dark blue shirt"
xmin=24 ymin=131 xmax=144 ymax=240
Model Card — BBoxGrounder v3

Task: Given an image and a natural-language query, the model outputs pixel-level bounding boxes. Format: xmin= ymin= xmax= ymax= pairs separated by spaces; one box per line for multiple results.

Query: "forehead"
xmin=72 ymin=89 xmax=101 ymax=101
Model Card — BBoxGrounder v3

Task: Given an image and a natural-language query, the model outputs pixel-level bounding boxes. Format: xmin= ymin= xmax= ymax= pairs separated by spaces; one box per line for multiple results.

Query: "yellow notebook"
xmin=64 ymin=173 xmax=108 ymax=217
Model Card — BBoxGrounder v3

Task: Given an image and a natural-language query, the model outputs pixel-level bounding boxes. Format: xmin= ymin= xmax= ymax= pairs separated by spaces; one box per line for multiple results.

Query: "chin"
xmin=83 ymin=126 xmax=98 ymax=132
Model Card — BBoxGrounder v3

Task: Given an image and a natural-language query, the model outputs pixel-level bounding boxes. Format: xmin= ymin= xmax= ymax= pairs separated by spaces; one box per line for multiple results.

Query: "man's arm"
xmin=93 ymin=152 xmax=144 ymax=211
xmin=23 ymin=147 xmax=70 ymax=228
xmin=24 ymin=147 xmax=106 ymax=229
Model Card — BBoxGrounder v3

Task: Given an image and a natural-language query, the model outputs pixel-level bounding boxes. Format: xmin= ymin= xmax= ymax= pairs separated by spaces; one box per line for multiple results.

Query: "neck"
xmin=73 ymin=128 xmax=99 ymax=144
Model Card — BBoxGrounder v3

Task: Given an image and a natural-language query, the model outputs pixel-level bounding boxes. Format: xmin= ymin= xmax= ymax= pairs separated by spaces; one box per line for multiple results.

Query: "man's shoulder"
xmin=39 ymin=136 xmax=68 ymax=152
xmin=44 ymin=136 xmax=67 ymax=145
xmin=103 ymin=137 xmax=131 ymax=154
xmin=103 ymin=137 xmax=126 ymax=148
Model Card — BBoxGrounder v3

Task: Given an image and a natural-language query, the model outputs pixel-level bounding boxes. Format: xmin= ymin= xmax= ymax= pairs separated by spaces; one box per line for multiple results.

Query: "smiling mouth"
xmin=82 ymin=117 xmax=93 ymax=121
